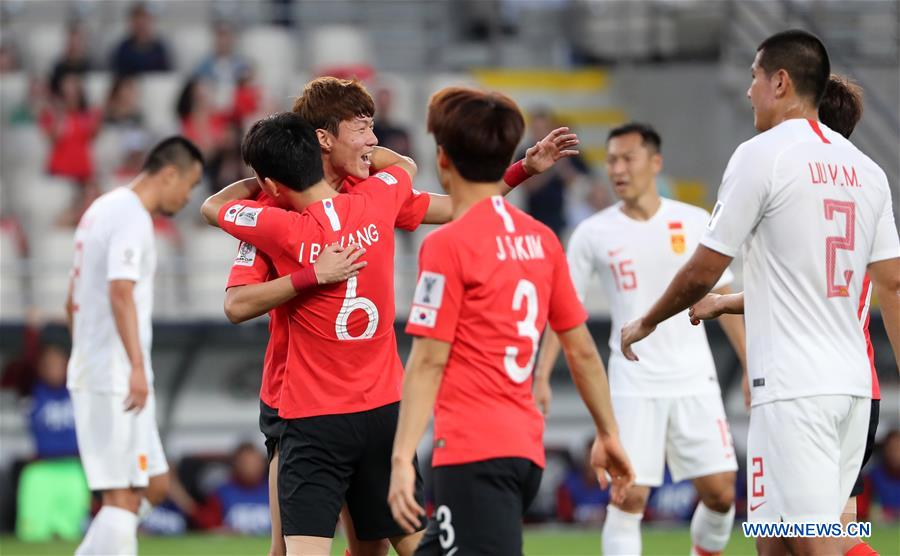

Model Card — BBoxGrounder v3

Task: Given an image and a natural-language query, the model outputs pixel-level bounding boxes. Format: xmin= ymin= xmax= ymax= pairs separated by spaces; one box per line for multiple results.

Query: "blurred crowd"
xmin=3 ymin=322 xmax=899 ymax=541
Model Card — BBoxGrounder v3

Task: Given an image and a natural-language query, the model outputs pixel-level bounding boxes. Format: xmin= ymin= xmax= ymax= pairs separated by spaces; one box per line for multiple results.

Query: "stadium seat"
xmin=82 ymin=71 xmax=111 ymax=108
xmin=139 ymin=73 xmax=182 ymax=136
xmin=168 ymin=25 xmax=213 ymax=75
xmin=20 ymin=25 xmax=65 ymax=76
xmin=7 ymin=173 xmax=76 ymax=239
xmin=0 ymin=72 xmax=28 ymax=123
xmin=307 ymin=25 xmax=372 ymax=74
xmin=29 ymin=229 xmax=75 ymax=319
xmin=237 ymin=26 xmax=296 ymax=103
xmin=0 ymin=126 xmax=48 ymax=184
xmin=183 ymin=227 xmax=240 ymax=319
xmin=153 ymin=231 xmax=184 ymax=320
xmin=0 ymin=221 xmax=27 ymax=321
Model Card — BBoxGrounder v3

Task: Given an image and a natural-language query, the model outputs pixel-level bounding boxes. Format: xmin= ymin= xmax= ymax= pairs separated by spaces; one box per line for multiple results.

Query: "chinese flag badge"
xmin=669 ymin=222 xmax=686 ymax=254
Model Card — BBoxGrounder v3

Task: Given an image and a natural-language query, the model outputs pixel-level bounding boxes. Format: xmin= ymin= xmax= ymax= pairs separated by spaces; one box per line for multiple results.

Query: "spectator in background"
xmin=109 ymin=2 xmax=172 ymax=75
xmin=231 ymin=65 xmax=263 ymax=128
xmin=206 ymin=123 xmax=245 ymax=194
xmin=519 ymin=108 xmax=593 ymax=237
xmin=13 ymin=336 xmax=90 ymax=542
xmin=176 ymin=78 xmax=227 ymax=156
xmin=868 ymin=430 xmax=900 ymax=522
xmin=194 ymin=22 xmax=249 ymax=113
xmin=50 ymin=23 xmax=93 ymax=91
xmin=196 ymin=442 xmax=270 ymax=536
xmin=39 ymin=70 xmax=99 ymax=191
xmin=0 ymin=37 xmax=22 ymax=73
xmin=557 ymin=438 xmax=610 ymax=524
xmin=104 ymin=74 xmax=144 ymax=128
xmin=373 ymin=86 xmax=413 ymax=157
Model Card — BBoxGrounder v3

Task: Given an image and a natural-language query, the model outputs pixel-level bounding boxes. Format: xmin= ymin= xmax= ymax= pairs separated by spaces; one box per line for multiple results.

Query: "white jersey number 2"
xmin=335 ymin=276 xmax=379 ymax=340
xmin=504 ymin=279 xmax=539 ymax=383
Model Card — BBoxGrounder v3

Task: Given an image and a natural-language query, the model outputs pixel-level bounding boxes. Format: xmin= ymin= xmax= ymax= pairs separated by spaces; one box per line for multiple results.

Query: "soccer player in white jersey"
xmin=66 ymin=137 xmax=204 ymax=555
xmin=621 ymin=30 xmax=900 ymax=555
xmin=534 ymin=122 xmax=747 ymax=556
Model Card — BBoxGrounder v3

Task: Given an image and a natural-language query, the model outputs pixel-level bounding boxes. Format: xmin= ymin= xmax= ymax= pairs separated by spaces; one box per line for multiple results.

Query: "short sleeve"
xmin=226 ymin=241 xmax=274 ymax=289
xmin=405 ymin=233 xmax=463 ymax=343
xmin=700 ymin=142 xmax=771 ymax=257
xmin=565 ymin=223 xmax=596 ymax=302
xmin=107 ymin=216 xmax=149 ymax=282
xmin=548 ymin=237 xmax=588 ymax=332
xmin=870 ymin=186 xmax=900 ymax=264
xmin=218 ymin=199 xmax=299 ymax=261
xmin=394 ymin=189 xmax=431 ymax=231
xmin=356 ymin=165 xmax=414 ymax=223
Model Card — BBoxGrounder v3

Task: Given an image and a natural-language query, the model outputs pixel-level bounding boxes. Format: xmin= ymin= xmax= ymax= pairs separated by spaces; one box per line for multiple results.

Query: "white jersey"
xmin=701 ymin=118 xmax=900 ymax=407
xmin=67 ymin=187 xmax=156 ymax=393
xmin=568 ymin=198 xmax=734 ymax=397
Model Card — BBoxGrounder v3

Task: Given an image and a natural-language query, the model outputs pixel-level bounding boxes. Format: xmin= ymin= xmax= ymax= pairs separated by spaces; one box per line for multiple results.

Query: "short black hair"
xmin=241 ymin=112 xmax=324 ymax=191
xmin=142 ymin=136 xmax=204 ymax=174
xmin=607 ymin=122 xmax=662 ymax=153
xmin=757 ymin=29 xmax=830 ymax=106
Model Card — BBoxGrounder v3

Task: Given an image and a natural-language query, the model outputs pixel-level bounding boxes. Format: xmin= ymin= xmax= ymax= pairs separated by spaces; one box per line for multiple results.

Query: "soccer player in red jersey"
xmin=220 ymin=77 xmax=580 ymax=556
xmin=387 ymin=87 xmax=634 ymax=555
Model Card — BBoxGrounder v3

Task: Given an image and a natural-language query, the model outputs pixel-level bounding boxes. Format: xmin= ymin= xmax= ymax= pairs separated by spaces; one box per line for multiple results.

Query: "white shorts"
xmin=746 ymin=395 xmax=869 ymax=523
xmin=70 ymin=389 xmax=169 ymax=491
xmin=612 ymin=394 xmax=737 ymax=487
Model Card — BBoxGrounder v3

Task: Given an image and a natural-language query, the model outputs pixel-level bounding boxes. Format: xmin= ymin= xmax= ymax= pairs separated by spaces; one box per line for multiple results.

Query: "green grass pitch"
xmin=1 ymin=525 xmax=898 ymax=555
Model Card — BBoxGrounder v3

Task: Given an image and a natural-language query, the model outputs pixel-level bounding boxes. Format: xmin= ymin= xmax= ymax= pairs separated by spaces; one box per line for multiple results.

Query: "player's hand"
xmin=620 ymin=318 xmax=655 ymax=361
xmin=313 ymin=243 xmax=367 ymax=285
xmin=522 ymin=127 xmax=580 ymax=176
xmin=388 ymin=459 xmax=424 ymax=534
xmin=688 ymin=293 xmax=724 ymax=325
xmin=534 ymin=378 xmax=553 ymax=416
xmin=124 ymin=364 xmax=149 ymax=413
xmin=590 ymin=434 xmax=635 ymax=506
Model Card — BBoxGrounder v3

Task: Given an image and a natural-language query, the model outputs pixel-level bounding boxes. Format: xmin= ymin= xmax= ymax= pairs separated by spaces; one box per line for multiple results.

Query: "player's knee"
xmin=616 ymin=486 xmax=650 ymax=513
xmin=701 ymin=485 xmax=735 ymax=513
xmin=101 ymin=489 xmax=142 ymax=513
xmin=144 ymin=471 xmax=170 ymax=506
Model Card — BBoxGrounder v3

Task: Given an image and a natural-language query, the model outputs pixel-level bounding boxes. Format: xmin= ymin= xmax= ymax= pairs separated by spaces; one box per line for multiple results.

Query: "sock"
xmin=602 ymin=505 xmax=643 ymax=555
xmin=846 ymin=542 xmax=878 ymax=556
xmin=137 ymin=498 xmax=153 ymax=521
xmin=690 ymin=502 xmax=735 ymax=555
xmin=75 ymin=506 xmax=138 ymax=555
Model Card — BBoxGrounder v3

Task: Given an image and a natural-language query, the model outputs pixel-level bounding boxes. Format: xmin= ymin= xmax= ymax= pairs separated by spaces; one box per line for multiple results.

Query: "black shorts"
xmin=851 ymin=398 xmax=880 ymax=497
xmin=415 ymin=457 xmax=543 ymax=556
xmin=278 ymin=401 xmax=425 ymax=540
xmin=259 ymin=400 xmax=284 ymax=463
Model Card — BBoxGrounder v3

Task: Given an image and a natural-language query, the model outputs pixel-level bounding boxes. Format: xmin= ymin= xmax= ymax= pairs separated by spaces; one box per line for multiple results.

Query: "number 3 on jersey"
xmin=504 ymin=279 xmax=539 ymax=383
xmin=335 ymin=276 xmax=379 ymax=340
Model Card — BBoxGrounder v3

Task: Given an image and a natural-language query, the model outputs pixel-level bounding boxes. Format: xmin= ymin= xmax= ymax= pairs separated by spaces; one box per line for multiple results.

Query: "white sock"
xmin=75 ymin=506 xmax=138 ymax=555
xmin=602 ymin=505 xmax=643 ymax=555
xmin=137 ymin=498 xmax=153 ymax=521
xmin=690 ymin=502 xmax=735 ymax=555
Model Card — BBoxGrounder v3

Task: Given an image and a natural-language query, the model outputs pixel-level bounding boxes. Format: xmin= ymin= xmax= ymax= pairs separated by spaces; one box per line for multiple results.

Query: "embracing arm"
xmin=201 ymin=178 xmax=261 ymax=226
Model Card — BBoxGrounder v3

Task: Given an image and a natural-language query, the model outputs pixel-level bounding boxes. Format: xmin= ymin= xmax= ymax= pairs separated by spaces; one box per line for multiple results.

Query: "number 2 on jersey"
xmin=823 ymin=199 xmax=855 ymax=298
xmin=504 ymin=279 xmax=539 ymax=383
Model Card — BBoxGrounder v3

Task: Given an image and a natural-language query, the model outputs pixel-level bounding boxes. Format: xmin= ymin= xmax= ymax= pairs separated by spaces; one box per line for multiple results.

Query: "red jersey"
xmin=406 ymin=196 xmax=587 ymax=468
xmin=219 ymin=166 xmax=417 ymax=418
xmin=224 ymin=181 xmax=430 ymax=410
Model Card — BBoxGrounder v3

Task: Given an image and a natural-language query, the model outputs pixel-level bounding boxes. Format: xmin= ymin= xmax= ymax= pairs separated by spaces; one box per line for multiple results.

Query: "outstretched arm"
xmin=870 ymin=257 xmax=900 ymax=371
xmin=420 ymin=127 xmax=580 ymax=225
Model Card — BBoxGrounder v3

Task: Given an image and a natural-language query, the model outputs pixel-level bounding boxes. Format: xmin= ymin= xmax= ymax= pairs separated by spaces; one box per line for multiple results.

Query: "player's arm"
xmin=557 ymin=324 xmax=634 ymax=504
xmin=108 ymin=279 xmax=147 ymax=412
xmin=534 ymin=223 xmax=595 ymax=415
xmin=419 ymin=127 xmax=580 ymax=225
xmin=710 ymin=285 xmax=750 ymax=409
xmin=389 ymin=337 xmax=450 ymax=533
xmin=869 ymin=257 xmax=900 ymax=371
xmin=370 ymin=146 xmax=418 ymax=180
xmin=689 ymin=291 xmax=745 ymax=322
xmin=64 ymin=277 xmax=75 ymax=334
xmin=224 ymin=244 xmax=367 ymax=323
xmin=200 ymin=178 xmax=261 ymax=227
xmin=621 ymin=246 xmax=733 ymax=360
